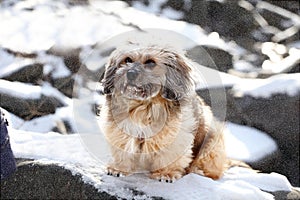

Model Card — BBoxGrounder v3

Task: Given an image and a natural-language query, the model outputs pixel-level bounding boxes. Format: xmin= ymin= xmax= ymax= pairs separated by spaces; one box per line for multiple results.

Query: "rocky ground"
xmin=0 ymin=0 xmax=299 ymax=199
xmin=1 ymin=159 xmax=299 ymax=200
xmin=1 ymin=159 xmax=117 ymax=200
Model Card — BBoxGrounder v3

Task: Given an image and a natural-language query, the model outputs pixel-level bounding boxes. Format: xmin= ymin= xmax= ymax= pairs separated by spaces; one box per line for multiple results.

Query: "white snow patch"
xmin=0 ymin=55 xmax=36 ymax=78
xmin=37 ymin=52 xmax=71 ymax=79
xmin=132 ymin=0 xmax=186 ymax=20
xmin=0 ymin=0 xmax=132 ymax=52
xmin=223 ymin=167 xmax=292 ymax=192
xmin=161 ymin=7 xmax=184 ymax=20
xmin=194 ymin=66 xmax=241 ymax=89
xmin=0 ymin=79 xmax=42 ymax=99
xmin=233 ymin=73 xmax=300 ymax=98
xmin=1 ymin=108 xmax=24 ymax=129
xmin=0 ymin=79 xmax=71 ymax=106
xmin=233 ymin=60 xmax=257 ymax=72
xmin=18 ymin=106 xmax=75 ymax=133
xmin=41 ymin=82 xmax=71 ymax=105
xmin=0 ymin=0 xmax=243 ymax=57
xmin=9 ymin=130 xmax=95 ymax=165
xmin=225 ymin=122 xmax=277 ymax=162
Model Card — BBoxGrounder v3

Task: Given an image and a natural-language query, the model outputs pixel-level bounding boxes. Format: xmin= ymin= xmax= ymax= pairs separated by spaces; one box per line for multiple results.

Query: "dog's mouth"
xmin=121 ymin=84 xmax=159 ymax=100
xmin=124 ymin=84 xmax=147 ymax=99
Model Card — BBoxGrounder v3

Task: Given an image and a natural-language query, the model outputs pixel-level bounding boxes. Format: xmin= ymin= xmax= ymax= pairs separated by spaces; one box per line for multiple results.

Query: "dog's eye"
xmin=144 ymin=59 xmax=156 ymax=68
xmin=124 ymin=57 xmax=133 ymax=63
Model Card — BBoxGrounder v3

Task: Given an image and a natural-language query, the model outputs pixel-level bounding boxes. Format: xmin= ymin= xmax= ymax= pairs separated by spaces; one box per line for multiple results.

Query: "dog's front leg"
xmin=149 ymin=150 xmax=193 ymax=183
xmin=106 ymin=148 xmax=133 ymax=177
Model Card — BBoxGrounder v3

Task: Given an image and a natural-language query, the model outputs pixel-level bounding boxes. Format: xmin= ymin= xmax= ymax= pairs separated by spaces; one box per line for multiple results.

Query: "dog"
xmin=99 ymin=43 xmax=233 ymax=182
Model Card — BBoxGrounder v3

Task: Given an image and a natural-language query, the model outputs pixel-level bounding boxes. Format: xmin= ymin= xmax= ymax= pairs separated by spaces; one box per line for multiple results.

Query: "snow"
xmin=0 ymin=0 xmax=243 ymax=55
xmin=225 ymin=123 xmax=277 ymax=162
xmin=37 ymin=52 xmax=71 ymax=79
xmin=41 ymin=82 xmax=72 ymax=105
xmin=0 ymin=79 xmax=42 ymax=99
xmin=132 ymin=0 xmax=185 ymax=20
xmin=0 ymin=49 xmax=29 ymax=77
xmin=233 ymin=73 xmax=300 ymax=98
xmin=6 ymin=123 xmax=290 ymax=200
xmin=194 ymin=68 xmax=300 ymax=99
xmin=0 ymin=0 xmax=132 ymax=52
xmin=0 ymin=49 xmax=70 ymax=79
xmin=194 ymin=66 xmax=242 ymax=89
xmin=0 ymin=79 xmax=71 ymax=106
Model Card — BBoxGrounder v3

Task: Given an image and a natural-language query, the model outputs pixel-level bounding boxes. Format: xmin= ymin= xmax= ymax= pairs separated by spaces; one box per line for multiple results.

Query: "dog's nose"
xmin=127 ymin=69 xmax=139 ymax=81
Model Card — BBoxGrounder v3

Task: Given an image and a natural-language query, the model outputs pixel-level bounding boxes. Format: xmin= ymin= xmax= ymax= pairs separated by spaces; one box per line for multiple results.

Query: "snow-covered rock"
xmin=3 ymin=159 xmax=298 ymax=200
xmin=1 ymin=127 xmax=296 ymax=200
xmin=196 ymin=73 xmax=300 ymax=186
xmin=0 ymin=80 xmax=70 ymax=120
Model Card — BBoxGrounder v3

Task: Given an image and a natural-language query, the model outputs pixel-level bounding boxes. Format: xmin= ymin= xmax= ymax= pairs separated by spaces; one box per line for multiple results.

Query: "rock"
xmin=259 ymin=9 xmax=290 ymax=31
xmin=188 ymin=46 xmax=233 ymax=72
xmin=0 ymin=159 xmax=165 ymax=200
xmin=184 ymin=1 xmax=258 ymax=51
xmin=196 ymin=83 xmax=300 ymax=186
xmin=2 ymin=63 xmax=44 ymax=85
xmin=200 ymin=91 xmax=299 ymax=186
xmin=51 ymin=76 xmax=75 ymax=98
xmin=264 ymin=0 xmax=300 ymax=15
xmin=196 ymin=87 xmax=230 ymax=122
xmin=270 ymin=189 xmax=300 ymax=200
xmin=3 ymin=48 xmax=38 ymax=59
xmin=232 ymin=93 xmax=300 ymax=186
xmin=162 ymin=0 xmax=188 ymax=12
xmin=0 ymin=159 xmax=117 ymax=200
xmin=1 ymin=159 xmax=299 ymax=199
xmin=47 ymin=48 xmax=82 ymax=74
xmin=51 ymin=119 xmax=74 ymax=134
xmin=0 ymin=94 xmax=64 ymax=121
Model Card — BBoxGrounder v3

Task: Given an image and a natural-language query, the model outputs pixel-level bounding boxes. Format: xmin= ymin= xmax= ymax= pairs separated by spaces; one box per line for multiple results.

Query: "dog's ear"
xmin=101 ymin=59 xmax=117 ymax=95
xmin=162 ymin=53 xmax=193 ymax=101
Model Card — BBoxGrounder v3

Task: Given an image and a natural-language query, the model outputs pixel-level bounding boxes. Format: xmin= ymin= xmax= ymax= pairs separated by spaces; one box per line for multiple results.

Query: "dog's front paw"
xmin=106 ymin=167 xmax=129 ymax=177
xmin=150 ymin=170 xmax=184 ymax=183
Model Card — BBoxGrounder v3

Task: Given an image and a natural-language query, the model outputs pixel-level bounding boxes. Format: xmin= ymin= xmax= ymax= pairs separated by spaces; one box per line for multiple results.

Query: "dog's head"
xmin=102 ymin=45 xmax=194 ymax=101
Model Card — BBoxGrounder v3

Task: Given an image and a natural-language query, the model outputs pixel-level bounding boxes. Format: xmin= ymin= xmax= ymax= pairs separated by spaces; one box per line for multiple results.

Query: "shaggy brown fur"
xmin=100 ymin=44 xmax=233 ymax=182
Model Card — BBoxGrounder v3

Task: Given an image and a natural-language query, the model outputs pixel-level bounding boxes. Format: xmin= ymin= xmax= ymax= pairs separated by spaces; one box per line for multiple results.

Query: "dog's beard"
xmin=120 ymin=83 xmax=161 ymax=101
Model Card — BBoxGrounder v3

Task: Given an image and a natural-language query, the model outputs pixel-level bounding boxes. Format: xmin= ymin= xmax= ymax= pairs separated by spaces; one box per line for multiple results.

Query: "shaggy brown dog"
xmin=100 ymin=44 xmax=229 ymax=182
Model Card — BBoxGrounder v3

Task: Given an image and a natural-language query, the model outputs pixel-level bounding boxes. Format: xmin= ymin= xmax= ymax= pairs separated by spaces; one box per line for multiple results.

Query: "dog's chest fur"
xmin=100 ymin=95 xmax=198 ymax=170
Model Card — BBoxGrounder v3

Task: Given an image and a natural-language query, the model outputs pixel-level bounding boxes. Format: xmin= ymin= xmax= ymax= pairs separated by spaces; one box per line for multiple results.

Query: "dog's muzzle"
xmin=127 ymin=69 xmax=139 ymax=81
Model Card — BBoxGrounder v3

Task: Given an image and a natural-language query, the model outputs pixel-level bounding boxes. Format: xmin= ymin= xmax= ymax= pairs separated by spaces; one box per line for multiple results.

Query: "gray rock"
xmin=264 ymin=0 xmax=300 ymax=15
xmin=232 ymin=93 xmax=300 ymax=186
xmin=196 ymin=87 xmax=300 ymax=186
xmin=3 ymin=63 xmax=44 ymax=85
xmin=0 ymin=94 xmax=64 ymax=120
xmin=0 ymin=159 xmax=164 ymax=200
xmin=51 ymin=76 xmax=75 ymax=98
xmin=184 ymin=0 xmax=258 ymax=51
xmin=270 ymin=189 xmax=300 ymax=200
xmin=188 ymin=46 xmax=233 ymax=73
xmin=47 ymin=48 xmax=82 ymax=74
xmin=0 ymin=159 xmax=117 ymax=200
